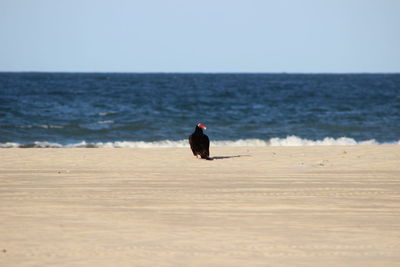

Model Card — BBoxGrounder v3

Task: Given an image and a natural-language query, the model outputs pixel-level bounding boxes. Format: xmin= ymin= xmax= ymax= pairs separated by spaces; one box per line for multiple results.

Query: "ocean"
xmin=0 ymin=72 xmax=399 ymax=148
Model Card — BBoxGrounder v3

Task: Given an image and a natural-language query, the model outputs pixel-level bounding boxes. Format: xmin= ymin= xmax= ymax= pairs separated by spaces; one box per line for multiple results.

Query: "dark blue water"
xmin=1 ymin=72 xmax=399 ymax=147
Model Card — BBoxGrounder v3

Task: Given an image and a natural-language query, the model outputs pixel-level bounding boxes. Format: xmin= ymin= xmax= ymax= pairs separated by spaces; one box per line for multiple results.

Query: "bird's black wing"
xmin=203 ymin=134 xmax=210 ymax=149
xmin=189 ymin=134 xmax=198 ymax=156
xmin=199 ymin=134 xmax=210 ymax=158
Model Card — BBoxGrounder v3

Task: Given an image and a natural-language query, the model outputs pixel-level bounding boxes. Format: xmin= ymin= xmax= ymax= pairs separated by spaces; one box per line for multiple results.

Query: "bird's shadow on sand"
xmin=209 ymin=155 xmax=251 ymax=160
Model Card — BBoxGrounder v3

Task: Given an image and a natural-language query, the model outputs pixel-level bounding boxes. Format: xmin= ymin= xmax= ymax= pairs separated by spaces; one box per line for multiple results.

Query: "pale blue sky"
xmin=1 ymin=0 xmax=399 ymax=72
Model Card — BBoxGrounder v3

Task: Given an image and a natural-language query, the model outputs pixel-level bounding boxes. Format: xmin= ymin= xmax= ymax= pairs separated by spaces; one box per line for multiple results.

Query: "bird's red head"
xmin=197 ymin=123 xmax=207 ymax=130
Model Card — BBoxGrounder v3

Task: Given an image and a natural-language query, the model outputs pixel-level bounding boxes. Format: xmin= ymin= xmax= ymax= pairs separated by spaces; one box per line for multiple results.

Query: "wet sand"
xmin=1 ymin=146 xmax=399 ymax=266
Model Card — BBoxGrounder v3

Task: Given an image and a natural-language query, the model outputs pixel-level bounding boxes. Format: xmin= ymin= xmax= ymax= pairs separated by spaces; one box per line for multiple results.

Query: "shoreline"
xmin=1 ymin=146 xmax=399 ymax=266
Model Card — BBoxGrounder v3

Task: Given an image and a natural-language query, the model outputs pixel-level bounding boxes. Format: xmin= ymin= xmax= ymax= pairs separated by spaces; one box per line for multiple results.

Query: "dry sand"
xmin=1 ymin=146 xmax=399 ymax=266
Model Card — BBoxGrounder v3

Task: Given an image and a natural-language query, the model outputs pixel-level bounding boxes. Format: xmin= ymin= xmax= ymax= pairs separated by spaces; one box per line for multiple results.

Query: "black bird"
xmin=189 ymin=123 xmax=210 ymax=159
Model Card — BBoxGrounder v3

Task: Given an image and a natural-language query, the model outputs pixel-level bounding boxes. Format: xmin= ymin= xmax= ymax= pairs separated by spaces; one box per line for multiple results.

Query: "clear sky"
xmin=1 ymin=0 xmax=399 ymax=73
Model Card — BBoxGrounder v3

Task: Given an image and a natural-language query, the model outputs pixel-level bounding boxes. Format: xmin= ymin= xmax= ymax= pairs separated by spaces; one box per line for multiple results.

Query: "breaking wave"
xmin=1 ymin=136 xmax=399 ymax=148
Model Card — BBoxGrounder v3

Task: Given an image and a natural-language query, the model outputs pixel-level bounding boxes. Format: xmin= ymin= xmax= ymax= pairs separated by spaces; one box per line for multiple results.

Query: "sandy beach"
xmin=1 ymin=146 xmax=399 ymax=266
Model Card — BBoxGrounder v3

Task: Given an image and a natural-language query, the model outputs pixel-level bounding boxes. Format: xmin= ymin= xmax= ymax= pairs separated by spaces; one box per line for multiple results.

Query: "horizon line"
xmin=1 ymin=71 xmax=400 ymax=75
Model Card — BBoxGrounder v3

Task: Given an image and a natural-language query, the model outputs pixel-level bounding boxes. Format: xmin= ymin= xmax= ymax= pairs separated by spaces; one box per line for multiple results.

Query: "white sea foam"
xmin=0 ymin=141 xmax=63 ymax=148
xmin=38 ymin=125 xmax=64 ymax=129
xmin=66 ymin=140 xmax=189 ymax=148
xmin=1 ymin=136 xmax=398 ymax=148
xmin=0 ymin=142 xmax=20 ymax=148
xmin=269 ymin=136 xmax=379 ymax=146
xmin=97 ymin=120 xmax=114 ymax=124
xmin=17 ymin=125 xmax=64 ymax=129
xmin=212 ymin=139 xmax=269 ymax=147
xmin=98 ymin=111 xmax=117 ymax=116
